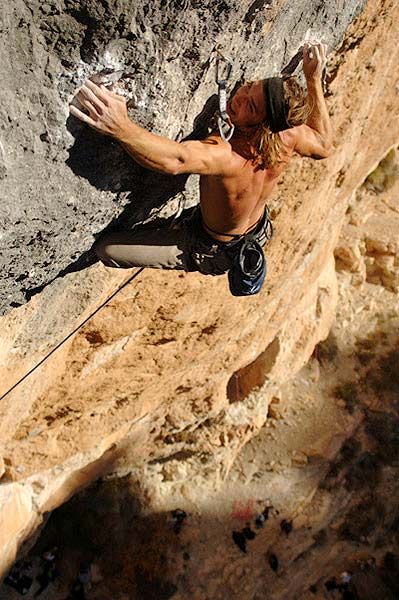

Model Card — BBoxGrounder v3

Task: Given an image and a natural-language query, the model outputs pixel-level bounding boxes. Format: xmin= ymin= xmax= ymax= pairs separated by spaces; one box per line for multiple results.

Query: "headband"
xmin=263 ymin=77 xmax=292 ymax=133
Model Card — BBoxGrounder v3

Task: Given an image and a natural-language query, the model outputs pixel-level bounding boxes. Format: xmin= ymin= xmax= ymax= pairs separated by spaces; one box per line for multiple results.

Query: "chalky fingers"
xmin=69 ymin=105 xmax=97 ymax=127
xmin=79 ymin=85 xmax=104 ymax=114
xmin=78 ymin=98 xmax=100 ymax=120
xmin=86 ymin=79 xmax=112 ymax=104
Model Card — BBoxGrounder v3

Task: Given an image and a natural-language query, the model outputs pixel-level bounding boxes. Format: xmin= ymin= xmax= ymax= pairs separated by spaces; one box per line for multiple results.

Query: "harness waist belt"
xmin=202 ymin=211 xmax=266 ymax=241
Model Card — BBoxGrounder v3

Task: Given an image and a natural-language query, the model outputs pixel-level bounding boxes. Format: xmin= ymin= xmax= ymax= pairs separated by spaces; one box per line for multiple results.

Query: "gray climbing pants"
xmin=94 ymin=206 xmax=273 ymax=276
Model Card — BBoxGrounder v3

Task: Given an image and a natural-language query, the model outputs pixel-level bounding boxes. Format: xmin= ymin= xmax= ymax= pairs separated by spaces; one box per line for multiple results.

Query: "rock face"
xmin=0 ymin=0 xmax=399 ymax=598
xmin=335 ymin=149 xmax=399 ymax=292
xmin=0 ymin=0 xmax=365 ymax=313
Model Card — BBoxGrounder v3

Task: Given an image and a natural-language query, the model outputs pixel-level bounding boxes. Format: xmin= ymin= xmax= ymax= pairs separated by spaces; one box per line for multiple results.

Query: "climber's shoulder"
xmin=282 ymin=125 xmax=333 ymax=159
xmin=177 ymin=133 xmax=235 ymax=176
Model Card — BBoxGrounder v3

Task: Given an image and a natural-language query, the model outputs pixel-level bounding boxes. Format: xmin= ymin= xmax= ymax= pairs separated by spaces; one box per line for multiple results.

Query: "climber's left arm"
xmin=69 ymin=80 xmax=230 ymax=176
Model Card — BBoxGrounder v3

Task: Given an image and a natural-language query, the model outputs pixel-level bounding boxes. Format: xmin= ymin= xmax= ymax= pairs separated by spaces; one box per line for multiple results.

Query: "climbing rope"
xmin=0 ymin=267 xmax=145 ymax=403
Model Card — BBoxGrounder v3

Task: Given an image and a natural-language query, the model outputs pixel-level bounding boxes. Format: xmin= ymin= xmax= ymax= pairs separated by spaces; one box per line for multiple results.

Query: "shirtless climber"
xmin=70 ymin=42 xmax=332 ymax=295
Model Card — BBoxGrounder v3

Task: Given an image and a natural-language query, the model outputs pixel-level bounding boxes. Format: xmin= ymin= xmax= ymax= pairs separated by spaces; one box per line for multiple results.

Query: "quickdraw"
xmin=214 ymin=47 xmax=235 ymax=142
xmin=213 ymin=43 xmax=327 ymax=143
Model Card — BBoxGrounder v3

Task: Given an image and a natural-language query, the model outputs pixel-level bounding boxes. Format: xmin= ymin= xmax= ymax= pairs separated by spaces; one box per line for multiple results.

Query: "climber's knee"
xmin=94 ymin=234 xmax=131 ymax=268
xmin=93 ymin=227 xmax=188 ymax=270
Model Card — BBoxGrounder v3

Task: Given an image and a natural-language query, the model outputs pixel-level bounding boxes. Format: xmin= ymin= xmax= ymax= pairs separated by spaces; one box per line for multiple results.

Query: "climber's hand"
xmin=69 ymin=80 xmax=130 ymax=138
xmin=302 ymin=42 xmax=327 ymax=81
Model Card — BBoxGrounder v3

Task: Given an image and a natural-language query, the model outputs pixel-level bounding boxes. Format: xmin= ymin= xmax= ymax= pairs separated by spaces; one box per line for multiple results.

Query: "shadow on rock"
xmin=3 ymin=464 xmax=399 ymax=600
xmin=59 ymin=94 xmax=219 ymax=280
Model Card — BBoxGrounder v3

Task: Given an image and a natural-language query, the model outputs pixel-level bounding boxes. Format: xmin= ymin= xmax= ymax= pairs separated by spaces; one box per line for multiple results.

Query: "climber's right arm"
xmin=69 ymin=81 xmax=232 ymax=176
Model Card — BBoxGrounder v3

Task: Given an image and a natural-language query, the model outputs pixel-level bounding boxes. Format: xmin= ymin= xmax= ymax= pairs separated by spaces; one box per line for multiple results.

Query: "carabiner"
xmin=216 ymin=54 xmax=232 ymax=86
xmin=217 ymin=115 xmax=235 ymax=142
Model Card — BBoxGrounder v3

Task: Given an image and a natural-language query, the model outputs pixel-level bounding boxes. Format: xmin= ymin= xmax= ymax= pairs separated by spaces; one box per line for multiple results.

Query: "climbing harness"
xmin=214 ymin=47 xmax=235 ymax=142
xmin=0 ymin=267 xmax=145 ymax=403
xmin=203 ymin=208 xmax=273 ymax=296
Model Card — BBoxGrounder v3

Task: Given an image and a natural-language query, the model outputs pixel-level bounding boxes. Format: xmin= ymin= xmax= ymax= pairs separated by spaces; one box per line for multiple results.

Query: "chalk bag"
xmin=228 ymin=239 xmax=267 ymax=297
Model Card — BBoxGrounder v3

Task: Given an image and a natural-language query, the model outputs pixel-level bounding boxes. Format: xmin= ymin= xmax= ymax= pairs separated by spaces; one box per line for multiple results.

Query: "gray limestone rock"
xmin=0 ymin=0 xmax=365 ymax=314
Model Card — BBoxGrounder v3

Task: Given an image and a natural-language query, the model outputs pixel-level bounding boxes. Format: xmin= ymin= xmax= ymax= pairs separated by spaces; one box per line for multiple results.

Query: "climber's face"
xmin=227 ymin=80 xmax=267 ymax=128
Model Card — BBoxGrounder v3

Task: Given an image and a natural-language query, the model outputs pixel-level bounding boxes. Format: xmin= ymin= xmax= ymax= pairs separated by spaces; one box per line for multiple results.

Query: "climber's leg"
xmin=94 ymin=224 xmax=191 ymax=270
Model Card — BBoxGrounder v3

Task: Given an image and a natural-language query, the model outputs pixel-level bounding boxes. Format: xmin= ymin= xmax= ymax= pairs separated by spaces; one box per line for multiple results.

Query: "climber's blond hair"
xmin=251 ymin=77 xmax=311 ymax=169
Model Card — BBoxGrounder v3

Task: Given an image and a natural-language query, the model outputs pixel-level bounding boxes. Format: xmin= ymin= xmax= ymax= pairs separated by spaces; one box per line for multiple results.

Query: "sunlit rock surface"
xmin=0 ymin=0 xmax=398 ymax=598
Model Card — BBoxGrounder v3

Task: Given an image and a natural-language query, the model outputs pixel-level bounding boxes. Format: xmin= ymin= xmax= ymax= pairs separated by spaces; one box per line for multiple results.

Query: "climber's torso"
xmin=199 ymin=131 xmax=293 ymax=241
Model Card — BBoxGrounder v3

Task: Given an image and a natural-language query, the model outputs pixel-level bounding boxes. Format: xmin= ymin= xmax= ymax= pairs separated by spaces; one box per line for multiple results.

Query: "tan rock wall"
xmin=0 ymin=0 xmax=398 ymax=584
